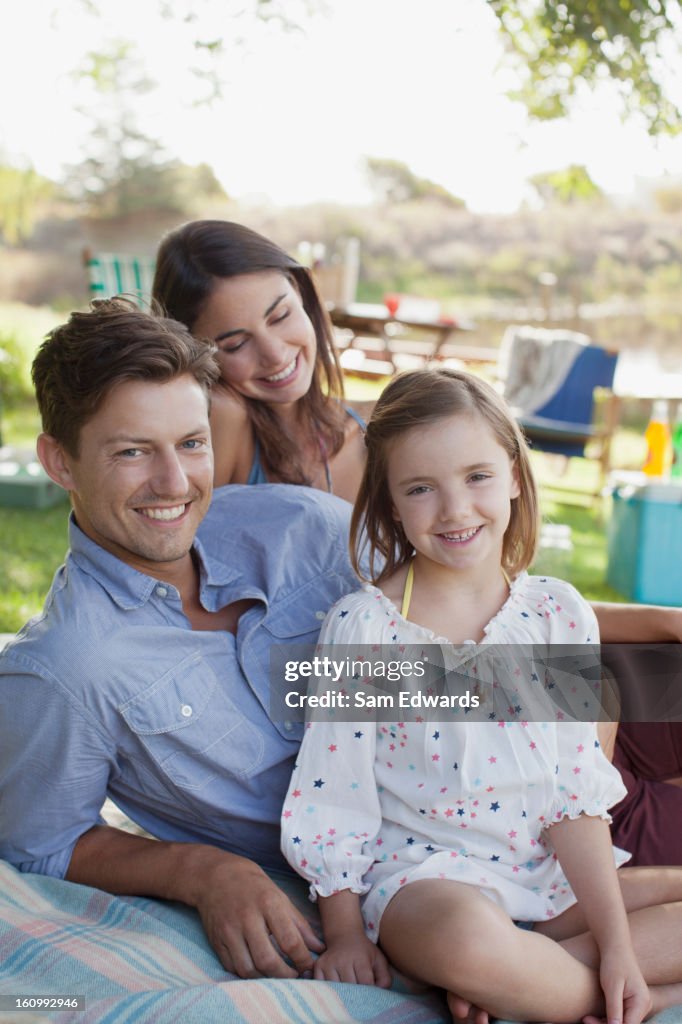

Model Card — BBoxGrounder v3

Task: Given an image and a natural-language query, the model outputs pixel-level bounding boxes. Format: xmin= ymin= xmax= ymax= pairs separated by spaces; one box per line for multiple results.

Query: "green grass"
xmin=531 ymin=491 xmax=624 ymax=602
xmin=0 ymin=504 xmax=70 ymax=632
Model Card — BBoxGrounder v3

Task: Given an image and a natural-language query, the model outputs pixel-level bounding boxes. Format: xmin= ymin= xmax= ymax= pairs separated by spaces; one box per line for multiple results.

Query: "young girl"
xmin=281 ymin=368 xmax=682 ymax=1024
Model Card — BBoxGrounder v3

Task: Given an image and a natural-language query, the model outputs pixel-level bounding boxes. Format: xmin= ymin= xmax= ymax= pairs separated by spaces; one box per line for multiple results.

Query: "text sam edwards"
xmin=285 ymin=690 xmax=480 ymax=709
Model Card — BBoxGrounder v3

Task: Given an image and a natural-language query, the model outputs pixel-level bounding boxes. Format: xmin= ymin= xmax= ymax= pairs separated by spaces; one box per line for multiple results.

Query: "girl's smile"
xmin=387 ymin=412 xmax=520 ymax=581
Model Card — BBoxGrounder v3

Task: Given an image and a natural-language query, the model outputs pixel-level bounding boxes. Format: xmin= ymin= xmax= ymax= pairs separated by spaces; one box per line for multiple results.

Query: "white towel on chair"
xmin=500 ymin=326 xmax=590 ymax=415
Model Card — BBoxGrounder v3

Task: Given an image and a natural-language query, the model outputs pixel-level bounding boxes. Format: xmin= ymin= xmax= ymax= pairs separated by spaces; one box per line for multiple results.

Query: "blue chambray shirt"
xmin=0 ymin=484 xmax=358 ymax=879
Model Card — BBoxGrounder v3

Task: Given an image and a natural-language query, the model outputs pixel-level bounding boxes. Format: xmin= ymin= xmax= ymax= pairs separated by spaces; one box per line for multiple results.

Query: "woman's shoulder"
xmin=210 ymin=385 xmax=250 ymax=428
xmin=328 ymin=404 xmax=369 ymax=504
xmin=209 ymin=387 xmax=254 ymax=485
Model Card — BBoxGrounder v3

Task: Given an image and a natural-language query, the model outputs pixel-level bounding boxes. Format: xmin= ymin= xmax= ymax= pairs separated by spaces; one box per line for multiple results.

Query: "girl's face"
xmin=387 ymin=412 xmax=520 ymax=578
xmin=191 ymin=270 xmax=317 ymax=407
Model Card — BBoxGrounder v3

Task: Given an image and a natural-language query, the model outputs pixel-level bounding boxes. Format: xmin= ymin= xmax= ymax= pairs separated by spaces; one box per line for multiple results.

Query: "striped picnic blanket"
xmin=1 ymin=859 xmax=680 ymax=1023
xmin=0 ymin=860 xmax=447 ymax=1023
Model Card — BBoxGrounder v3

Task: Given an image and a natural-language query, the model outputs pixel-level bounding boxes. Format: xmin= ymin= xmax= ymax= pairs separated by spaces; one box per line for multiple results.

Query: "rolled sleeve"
xmin=0 ymin=655 xmax=114 ymax=878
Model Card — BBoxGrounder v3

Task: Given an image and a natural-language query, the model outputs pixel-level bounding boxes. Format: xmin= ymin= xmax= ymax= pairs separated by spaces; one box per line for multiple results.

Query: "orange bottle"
xmin=643 ymin=400 xmax=672 ymax=477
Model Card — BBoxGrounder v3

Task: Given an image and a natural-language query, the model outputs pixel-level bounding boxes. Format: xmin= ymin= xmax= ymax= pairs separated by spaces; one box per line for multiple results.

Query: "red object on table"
xmin=383 ymin=293 xmax=400 ymax=318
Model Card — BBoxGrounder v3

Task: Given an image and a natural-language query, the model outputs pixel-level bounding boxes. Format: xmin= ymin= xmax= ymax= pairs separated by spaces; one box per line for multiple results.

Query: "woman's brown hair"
xmin=153 ymin=219 xmax=346 ymax=485
xmin=350 ymin=368 xmax=540 ymax=584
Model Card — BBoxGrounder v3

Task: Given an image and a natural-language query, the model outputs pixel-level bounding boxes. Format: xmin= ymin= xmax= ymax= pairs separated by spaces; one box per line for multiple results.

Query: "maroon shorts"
xmin=611 ymin=723 xmax=682 ymax=866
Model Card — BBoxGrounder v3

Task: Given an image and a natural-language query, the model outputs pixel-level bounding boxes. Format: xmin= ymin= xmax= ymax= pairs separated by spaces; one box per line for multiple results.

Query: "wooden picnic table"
xmin=329 ymin=302 xmax=498 ymax=376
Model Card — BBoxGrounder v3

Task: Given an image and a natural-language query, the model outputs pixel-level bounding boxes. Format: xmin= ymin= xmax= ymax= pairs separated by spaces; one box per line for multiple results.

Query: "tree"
xmin=0 ymin=165 xmax=54 ymax=244
xmin=529 ymin=164 xmax=603 ymax=205
xmin=66 ymin=1 xmax=682 ymax=142
xmin=487 ymin=0 xmax=682 ymax=135
xmin=365 ymin=157 xmax=465 ymax=208
xmin=65 ymin=41 xmax=228 ymax=218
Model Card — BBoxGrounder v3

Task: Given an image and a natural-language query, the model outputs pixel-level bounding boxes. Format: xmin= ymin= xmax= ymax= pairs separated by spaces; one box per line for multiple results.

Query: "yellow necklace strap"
xmin=401 ymin=561 xmax=415 ymax=620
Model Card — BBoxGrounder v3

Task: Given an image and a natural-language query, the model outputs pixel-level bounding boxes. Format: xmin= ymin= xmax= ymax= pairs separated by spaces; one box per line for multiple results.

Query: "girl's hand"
xmin=584 ymin=946 xmax=651 ymax=1024
xmin=313 ymin=931 xmax=392 ymax=987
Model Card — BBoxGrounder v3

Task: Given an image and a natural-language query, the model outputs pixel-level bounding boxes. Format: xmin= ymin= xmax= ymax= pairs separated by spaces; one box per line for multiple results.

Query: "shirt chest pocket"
xmin=118 ymin=651 xmax=265 ymax=789
xmin=257 ymin=595 xmax=330 ymax=744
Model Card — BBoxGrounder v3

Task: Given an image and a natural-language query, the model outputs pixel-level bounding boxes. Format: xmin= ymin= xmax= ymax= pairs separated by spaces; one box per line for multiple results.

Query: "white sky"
xmin=3 ymin=0 xmax=682 ymax=212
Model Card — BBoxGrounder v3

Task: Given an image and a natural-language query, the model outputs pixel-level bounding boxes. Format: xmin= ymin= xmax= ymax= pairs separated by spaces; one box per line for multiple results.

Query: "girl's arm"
xmin=592 ymin=602 xmax=682 ymax=643
xmin=547 ymin=814 xmax=651 ymax=1024
xmin=316 ymin=890 xmax=392 ymax=986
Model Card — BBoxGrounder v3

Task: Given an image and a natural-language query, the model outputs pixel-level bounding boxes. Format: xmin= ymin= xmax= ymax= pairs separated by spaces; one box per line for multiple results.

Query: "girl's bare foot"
xmin=447 ymin=991 xmax=490 ymax=1024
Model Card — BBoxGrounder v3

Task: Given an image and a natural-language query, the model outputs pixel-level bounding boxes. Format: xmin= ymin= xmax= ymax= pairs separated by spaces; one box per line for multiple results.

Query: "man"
xmin=0 ymin=298 xmax=359 ymax=980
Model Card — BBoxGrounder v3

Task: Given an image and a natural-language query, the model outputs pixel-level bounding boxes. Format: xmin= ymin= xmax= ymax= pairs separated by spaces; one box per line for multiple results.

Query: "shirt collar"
xmin=67 ymin=515 xmax=251 ymax=611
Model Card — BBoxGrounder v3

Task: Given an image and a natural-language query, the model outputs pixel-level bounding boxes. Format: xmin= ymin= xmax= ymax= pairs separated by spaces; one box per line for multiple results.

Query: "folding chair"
xmin=82 ymin=248 xmax=156 ymax=308
xmin=501 ymin=326 xmax=619 ymax=490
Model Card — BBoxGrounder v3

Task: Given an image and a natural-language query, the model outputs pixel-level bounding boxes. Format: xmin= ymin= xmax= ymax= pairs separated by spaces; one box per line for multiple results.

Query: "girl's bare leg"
xmin=380 ymin=871 xmax=682 ymax=1023
xmin=380 ymin=879 xmax=604 ymax=1023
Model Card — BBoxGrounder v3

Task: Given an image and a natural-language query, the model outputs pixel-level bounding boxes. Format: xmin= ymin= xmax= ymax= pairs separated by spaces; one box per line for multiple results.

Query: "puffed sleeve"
xmin=280 ymin=591 xmax=383 ymax=899
xmin=548 ymin=721 xmax=627 ymax=826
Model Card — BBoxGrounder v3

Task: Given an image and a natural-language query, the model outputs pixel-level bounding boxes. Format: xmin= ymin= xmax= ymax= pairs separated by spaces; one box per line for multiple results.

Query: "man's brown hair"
xmin=32 ymin=297 xmax=219 ymax=456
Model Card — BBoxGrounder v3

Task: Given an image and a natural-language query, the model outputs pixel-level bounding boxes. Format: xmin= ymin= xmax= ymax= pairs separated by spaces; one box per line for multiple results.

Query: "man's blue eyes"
xmin=117 ymin=441 xmax=204 ymax=456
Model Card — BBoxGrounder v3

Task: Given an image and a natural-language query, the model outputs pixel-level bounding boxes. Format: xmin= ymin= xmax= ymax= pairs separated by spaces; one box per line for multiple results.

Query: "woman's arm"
xmin=547 ymin=815 xmax=651 ymax=1024
xmin=209 ymin=388 xmax=254 ymax=487
xmin=329 ymin=414 xmax=367 ymax=505
xmin=593 ymin=602 xmax=682 ymax=643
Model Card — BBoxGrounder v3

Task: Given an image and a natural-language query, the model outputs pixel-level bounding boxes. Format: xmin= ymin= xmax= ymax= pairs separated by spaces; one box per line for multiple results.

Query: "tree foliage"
xmin=65 ymin=41 xmax=228 ymax=218
xmin=529 ymin=164 xmax=603 ymax=204
xmin=364 ymin=157 xmax=465 ymax=208
xmin=0 ymin=165 xmax=54 ymax=245
xmin=487 ymin=0 xmax=682 ymax=134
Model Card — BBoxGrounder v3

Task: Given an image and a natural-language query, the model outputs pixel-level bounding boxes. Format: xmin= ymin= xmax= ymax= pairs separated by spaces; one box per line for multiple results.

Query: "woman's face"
xmin=191 ymin=270 xmax=317 ymax=407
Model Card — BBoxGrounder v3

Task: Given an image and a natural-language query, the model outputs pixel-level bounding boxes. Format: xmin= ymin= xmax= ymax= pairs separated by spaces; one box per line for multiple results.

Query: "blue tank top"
xmin=246 ymin=405 xmax=366 ymax=490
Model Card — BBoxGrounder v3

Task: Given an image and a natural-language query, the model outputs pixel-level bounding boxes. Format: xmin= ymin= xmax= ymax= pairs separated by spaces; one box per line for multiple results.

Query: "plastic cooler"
xmin=607 ymin=480 xmax=682 ymax=606
xmin=0 ymin=449 xmax=67 ymax=509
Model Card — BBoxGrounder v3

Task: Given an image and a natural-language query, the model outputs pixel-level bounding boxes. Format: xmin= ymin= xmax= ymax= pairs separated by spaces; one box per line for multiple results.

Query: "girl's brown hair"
xmin=153 ymin=219 xmax=346 ymax=485
xmin=350 ymin=368 xmax=540 ymax=583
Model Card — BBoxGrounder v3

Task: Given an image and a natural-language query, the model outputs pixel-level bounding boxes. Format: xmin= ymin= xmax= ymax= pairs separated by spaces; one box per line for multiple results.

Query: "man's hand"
xmin=66 ymin=827 xmax=323 ymax=980
xmin=192 ymin=850 xmax=325 ymax=978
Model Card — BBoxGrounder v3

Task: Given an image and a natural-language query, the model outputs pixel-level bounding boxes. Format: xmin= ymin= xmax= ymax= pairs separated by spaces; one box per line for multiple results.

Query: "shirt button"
xmin=181 ymin=704 xmax=193 ymax=718
xmin=315 ymin=611 xmax=326 ymax=620
xmin=283 ymin=721 xmax=293 ymax=732
xmin=156 ymin=585 xmax=168 ymax=598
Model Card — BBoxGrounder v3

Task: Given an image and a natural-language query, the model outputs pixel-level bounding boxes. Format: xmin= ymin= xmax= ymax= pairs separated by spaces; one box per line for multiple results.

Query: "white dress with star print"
xmin=280 ymin=572 xmax=628 ymax=939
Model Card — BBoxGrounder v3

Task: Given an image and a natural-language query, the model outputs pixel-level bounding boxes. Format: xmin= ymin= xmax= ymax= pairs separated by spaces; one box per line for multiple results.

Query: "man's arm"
xmin=0 ymin=660 xmax=322 ymax=979
xmin=593 ymin=602 xmax=682 ymax=643
xmin=66 ymin=825 xmax=324 ymax=978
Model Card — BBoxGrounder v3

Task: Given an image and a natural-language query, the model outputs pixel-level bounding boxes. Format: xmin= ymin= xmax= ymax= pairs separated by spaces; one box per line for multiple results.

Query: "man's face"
xmin=50 ymin=375 xmax=213 ymax=577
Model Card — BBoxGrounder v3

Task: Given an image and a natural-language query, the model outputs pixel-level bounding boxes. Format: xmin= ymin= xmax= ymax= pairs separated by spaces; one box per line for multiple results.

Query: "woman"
xmin=152 ymin=220 xmax=365 ymax=502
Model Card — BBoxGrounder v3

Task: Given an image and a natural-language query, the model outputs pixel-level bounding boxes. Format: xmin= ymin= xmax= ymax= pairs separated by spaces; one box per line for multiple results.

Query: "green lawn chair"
xmin=82 ymin=248 xmax=156 ymax=308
